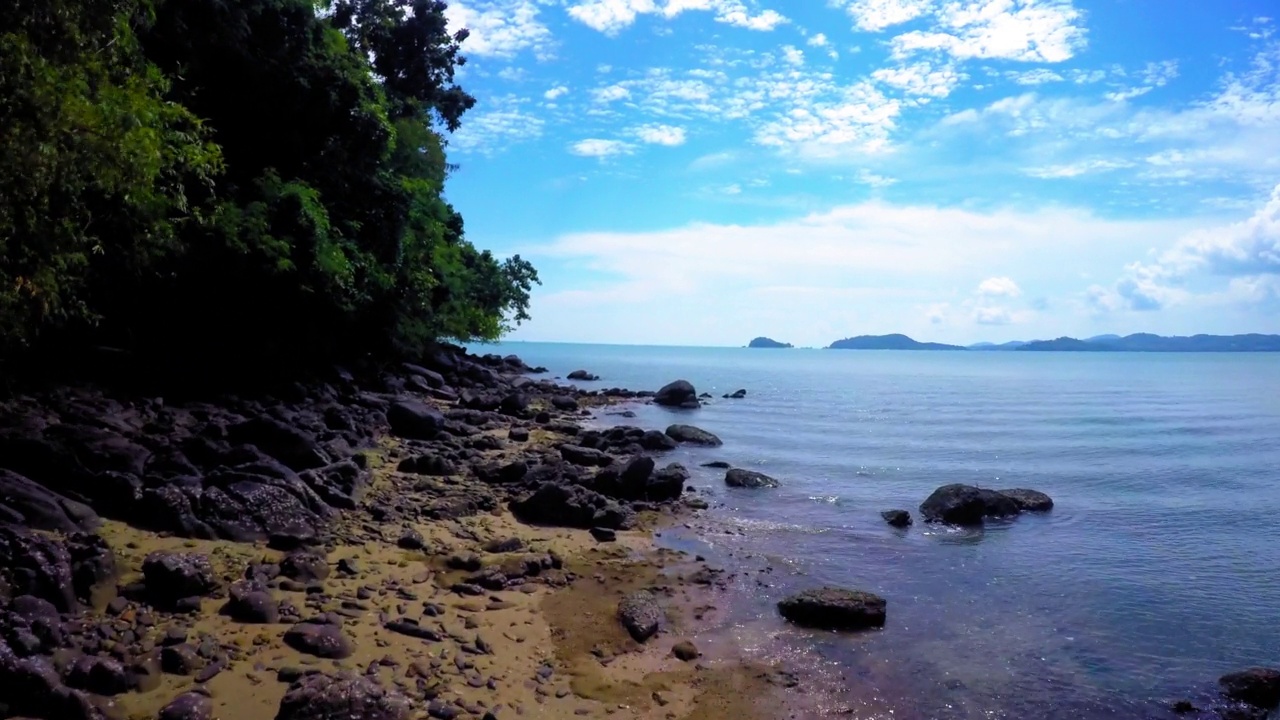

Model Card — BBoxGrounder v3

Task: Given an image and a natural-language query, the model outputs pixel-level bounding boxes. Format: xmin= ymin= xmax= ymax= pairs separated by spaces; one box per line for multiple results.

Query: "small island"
xmin=748 ymin=337 xmax=793 ymax=348
xmin=828 ymin=334 xmax=966 ymax=351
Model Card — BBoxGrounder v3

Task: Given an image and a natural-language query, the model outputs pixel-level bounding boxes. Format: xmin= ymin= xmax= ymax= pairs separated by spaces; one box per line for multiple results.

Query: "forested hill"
xmin=0 ymin=0 xmax=536 ymax=384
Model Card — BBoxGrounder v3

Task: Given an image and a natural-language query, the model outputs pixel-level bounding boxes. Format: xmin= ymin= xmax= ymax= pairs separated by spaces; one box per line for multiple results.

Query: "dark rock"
xmin=223 ymin=581 xmax=280 ymax=623
xmin=726 ymin=389 xmax=747 ymax=399
xmin=158 ymin=691 xmax=214 ymax=720
xmin=384 ymin=620 xmax=441 ymax=642
xmin=474 ymin=459 xmax=528 ymax=485
xmin=499 ymin=393 xmax=529 ymax=416
xmin=66 ymin=654 xmax=130 ymax=695
xmin=881 ymin=510 xmax=912 ymax=528
xmin=68 ymin=533 xmax=116 ymax=607
xmin=648 ymin=463 xmax=689 ymax=501
xmin=724 ymin=469 xmax=779 ymax=489
xmin=387 ymin=400 xmax=445 ymax=440
xmin=481 ymin=537 xmax=524 ymax=554
xmin=1220 ymin=706 xmax=1269 ymax=720
xmin=228 ymin=417 xmax=328 ymax=471
xmin=403 ymin=363 xmax=446 ymax=389
xmin=700 ymin=461 xmax=731 ymax=469
xmin=639 ymin=430 xmax=677 ymax=451
xmin=559 ymin=445 xmax=614 ymax=467
xmin=672 ymin=640 xmax=699 ymax=661
xmin=510 ymin=483 xmax=635 ymax=530
xmin=589 ymin=527 xmax=617 ymax=542
xmin=550 ymin=396 xmax=579 ymax=412
xmin=1221 ymin=668 xmax=1280 ymax=709
xmin=508 ymin=428 xmax=530 ymax=443
xmin=160 ymin=644 xmax=202 ymax=675
xmin=777 ymin=587 xmax=886 ymax=631
xmin=142 ymin=552 xmax=218 ymax=608
xmin=130 ymin=654 xmax=163 ymax=693
xmin=276 ymin=672 xmax=410 ymax=720
xmin=665 ymin=425 xmax=722 ymax=446
xmin=280 ymin=552 xmax=329 ymax=583
xmin=617 ymin=590 xmax=661 ymax=643
xmin=1170 ymin=700 xmax=1197 ymax=714
xmin=0 ymin=468 xmax=99 ymax=532
xmin=397 ymin=455 xmax=457 ymax=477
xmin=268 ymin=528 xmax=317 ymax=552
xmin=0 ymin=524 xmax=77 ymax=611
xmin=996 ymin=488 xmax=1054 ymax=512
xmin=446 ymin=553 xmax=483 ymax=572
xmin=654 ymin=380 xmax=699 ymax=409
xmin=919 ymin=484 xmax=1023 ymax=525
xmin=283 ymin=620 xmax=355 ymax=659
xmin=567 ymin=370 xmax=599 ymax=381
xmin=397 ymin=529 xmax=426 ymax=551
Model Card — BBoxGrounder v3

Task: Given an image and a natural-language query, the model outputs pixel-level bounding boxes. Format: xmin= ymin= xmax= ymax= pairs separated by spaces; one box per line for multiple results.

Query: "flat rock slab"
xmin=777 ymin=587 xmax=886 ymax=631
xmin=617 ymin=590 xmax=662 ymax=643
xmin=664 ymin=424 xmax=723 ymax=447
xmin=724 ymin=469 xmax=779 ymax=489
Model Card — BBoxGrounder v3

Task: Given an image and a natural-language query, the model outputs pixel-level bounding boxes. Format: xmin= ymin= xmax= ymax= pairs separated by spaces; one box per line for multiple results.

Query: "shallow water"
xmin=475 ymin=342 xmax=1280 ymax=718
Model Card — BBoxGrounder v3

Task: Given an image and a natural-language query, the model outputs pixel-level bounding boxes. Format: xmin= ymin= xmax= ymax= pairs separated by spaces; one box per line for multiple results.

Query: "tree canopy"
xmin=0 ymin=0 xmax=535 ymax=378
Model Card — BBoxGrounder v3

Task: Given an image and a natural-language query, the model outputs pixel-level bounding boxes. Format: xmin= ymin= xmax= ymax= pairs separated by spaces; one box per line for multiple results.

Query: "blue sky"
xmin=440 ymin=0 xmax=1280 ymax=346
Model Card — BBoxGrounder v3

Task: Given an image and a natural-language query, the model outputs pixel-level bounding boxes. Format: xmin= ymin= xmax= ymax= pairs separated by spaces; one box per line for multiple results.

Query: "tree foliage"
xmin=0 ymin=0 xmax=536 ymax=374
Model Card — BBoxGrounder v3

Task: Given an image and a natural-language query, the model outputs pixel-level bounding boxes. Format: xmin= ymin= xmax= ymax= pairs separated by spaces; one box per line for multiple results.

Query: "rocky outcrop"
xmin=997 ymin=488 xmax=1054 ymax=512
xmin=919 ymin=484 xmax=1052 ymax=525
xmin=618 ymin=590 xmax=662 ymax=643
xmin=654 ymin=380 xmax=699 ymax=409
xmin=386 ymin=400 xmax=445 ymax=440
xmin=724 ymin=468 xmax=779 ymax=489
xmin=510 ymin=482 xmax=635 ymax=530
xmin=664 ymin=424 xmax=722 ymax=447
xmin=777 ymin=587 xmax=887 ymax=631
xmin=1221 ymin=668 xmax=1280 ymax=709
xmin=567 ymin=370 xmax=599 ymax=381
xmin=142 ymin=552 xmax=219 ymax=609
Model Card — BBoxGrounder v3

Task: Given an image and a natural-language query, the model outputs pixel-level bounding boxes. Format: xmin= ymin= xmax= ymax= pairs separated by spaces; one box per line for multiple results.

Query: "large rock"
xmin=280 ymin=551 xmax=329 ymax=583
xmin=1221 ymin=668 xmax=1280 ymax=709
xmin=386 ymin=400 xmax=444 ymax=440
xmin=777 ymin=588 xmax=886 ymax=631
xmin=283 ymin=620 xmax=354 ymax=659
xmin=142 ymin=552 xmax=218 ymax=607
xmin=567 ymin=370 xmax=599 ymax=381
xmin=664 ymin=425 xmax=722 ymax=447
xmin=654 ymin=380 xmax=699 ymax=409
xmin=276 ymin=673 xmax=410 ymax=720
xmin=639 ymin=430 xmax=677 ymax=451
xmin=228 ymin=417 xmax=328 ymax=471
xmin=648 ymin=463 xmax=690 ymax=501
xmin=881 ymin=509 xmax=912 ymax=528
xmin=66 ymin=655 xmax=130 ymax=696
xmin=0 ymin=469 xmax=99 ymax=532
xmin=159 ymin=691 xmax=214 ymax=720
xmin=997 ymin=488 xmax=1054 ymax=512
xmin=724 ymin=469 xmax=779 ymax=489
xmin=223 ymin=581 xmax=280 ymax=623
xmin=510 ymin=483 xmax=635 ymax=530
xmin=617 ymin=590 xmax=662 ymax=643
xmin=559 ymin=445 xmax=614 ymax=468
xmin=0 ymin=525 xmax=78 ymax=611
xmin=919 ymin=484 xmax=1027 ymax=525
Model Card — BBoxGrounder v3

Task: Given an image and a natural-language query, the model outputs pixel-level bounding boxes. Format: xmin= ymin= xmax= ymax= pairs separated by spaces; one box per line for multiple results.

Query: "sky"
xmin=438 ymin=0 xmax=1280 ymax=347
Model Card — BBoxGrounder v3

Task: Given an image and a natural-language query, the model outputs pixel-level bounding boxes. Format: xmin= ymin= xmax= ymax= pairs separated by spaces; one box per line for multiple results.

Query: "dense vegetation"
xmin=0 ymin=0 xmax=536 ymax=379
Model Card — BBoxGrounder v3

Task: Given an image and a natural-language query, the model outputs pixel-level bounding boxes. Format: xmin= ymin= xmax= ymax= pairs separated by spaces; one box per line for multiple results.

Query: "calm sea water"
xmin=476 ymin=342 xmax=1280 ymax=718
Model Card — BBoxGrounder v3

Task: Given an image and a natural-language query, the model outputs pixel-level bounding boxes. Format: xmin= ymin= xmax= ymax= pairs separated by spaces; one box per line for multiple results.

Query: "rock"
xmin=1220 ymin=668 xmax=1280 ymax=709
xmin=0 ymin=524 xmax=78 ymax=611
xmin=603 ymin=456 xmax=654 ymax=500
xmin=559 ymin=445 xmax=614 ymax=467
xmin=919 ymin=484 xmax=1024 ymax=525
xmin=403 ymin=363 xmax=446 ymax=389
xmin=567 ymin=370 xmax=599 ymax=381
xmin=724 ymin=469 xmax=779 ymax=489
xmin=648 ymin=463 xmax=689 ymax=501
xmin=654 ymin=380 xmax=699 ymax=409
xmin=228 ymin=417 xmax=328 ymax=471
xmin=672 ymin=640 xmax=699 ymax=661
xmin=664 ymin=425 xmax=723 ymax=447
xmin=777 ymin=588 xmax=886 ymax=631
xmin=639 ymin=430 xmax=677 ymax=451
xmin=397 ymin=455 xmax=457 ymax=477
xmin=396 ymin=529 xmax=425 ymax=551
xmin=617 ymin=590 xmax=662 ymax=643
xmin=508 ymin=428 xmax=530 ymax=443
xmin=446 ymin=553 xmax=482 ymax=572
xmin=510 ymin=483 xmax=635 ymax=530
xmin=1170 ymin=700 xmax=1197 ymax=714
xmin=481 ymin=537 xmax=524 ymax=554
xmin=550 ymin=396 xmax=579 ymax=412
xmin=142 ymin=552 xmax=218 ymax=607
xmin=0 ymin=468 xmax=99 ymax=532
xmin=499 ymin=393 xmax=529 ymax=416
xmin=700 ymin=461 xmax=730 ymax=469
xmin=726 ymin=389 xmax=747 ymax=399
xmin=589 ymin=527 xmax=617 ymax=542
xmin=276 ymin=673 xmax=410 ymax=720
xmin=283 ymin=620 xmax=355 ymax=659
xmin=160 ymin=644 xmax=201 ymax=675
xmin=384 ymin=620 xmax=442 ymax=642
xmin=130 ymin=655 xmax=163 ymax=693
xmin=881 ymin=509 xmax=912 ymax=528
xmin=158 ymin=691 xmax=214 ymax=720
xmin=387 ymin=400 xmax=445 ymax=440
xmin=223 ymin=581 xmax=280 ymax=623
xmin=280 ymin=551 xmax=329 ymax=583
xmin=996 ymin=488 xmax=1054 ymax=512
xmin=66 ymin=654 xmax=131 ymax=695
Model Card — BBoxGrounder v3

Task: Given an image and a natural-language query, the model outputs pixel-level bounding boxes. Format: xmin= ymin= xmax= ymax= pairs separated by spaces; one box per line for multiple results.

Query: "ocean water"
xmin=476 ymin=342 xmax=1280 ymax=718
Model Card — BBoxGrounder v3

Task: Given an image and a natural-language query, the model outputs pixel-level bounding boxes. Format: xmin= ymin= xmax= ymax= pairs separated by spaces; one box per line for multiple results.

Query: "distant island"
xmin=829 ymin=333 xmax=1280 ymax=352
xmin=748 ymin=337 xmax=793 ymax=348
xmin=828 ymin=334 xmax=966 ymax=351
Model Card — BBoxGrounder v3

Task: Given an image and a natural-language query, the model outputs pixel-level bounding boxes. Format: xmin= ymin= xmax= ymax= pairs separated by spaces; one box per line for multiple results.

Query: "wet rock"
xmin=387 ymin=400 xmax=445 ymax=440
xmin=996 ymin=488 xmax=1054 ymax=512
xmin=223 ymin=581 xmax=280 ymax=623
xmin=919 ymin=484 xmax=1022 ymax=525
xmin=499 ymin=393 xmax=529 ymax=416
xmin=648 ymin=463 xmax=690 ymax=501
xmin=280 ymin=551 xmax=329 ymax=583
xmin=141 ymin=552 xmax=218 ymax=608
xmin=567 ymin=370 xmax=599 ymax=381
xmin=589 ymin=527 xmax=617 ymax=542
xmin=559 ymin=445 xmax=614 ymax=468
xmin=396 ymin=529 xmax=426 ymax=551
xmin=283 ymin=620 xmax=355 ymax=659
xmin=617 ymin=590 xmax=661 ymax=643
xmin=66 ymin=654 xmax=130 ymax=695
xmin=700 ymin=461 xmax=731 ymax=469
xmin=158 ymin=691 xmax=214 ymax=720
xmin=672 ymin=640 xmax=699 ymax=661
xmin=481 ymin=537 xmax=524 ymax=554
xmin=276 ymin=673 xmax=410 ymax=720
xmin=724 ymin=469 xmax=779 ymax=489
xmin=1220 ymin=668 xmax=1280 ymax=709
xmin=1170 ymin=700 xmax=1197 ymax=714
xmin=664 ymin=425 xmax=722 ymax=447
xmin=777 ymin=587 xmax=886 ymax=631
xmin=508 ymin=428 xmax=530 ymax=443
xmin=881 ymin=510 xmax=912 ymax=528
xmin=640 ymin=430 xmax=677 ymax=451
xmin=724 ymin=389 xmax=747 ymax=399
xmin=654 ymin=380 xmax=699 ymax=409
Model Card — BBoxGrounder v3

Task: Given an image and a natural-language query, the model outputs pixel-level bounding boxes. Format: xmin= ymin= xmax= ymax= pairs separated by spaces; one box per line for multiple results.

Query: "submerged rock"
xmin=777 ymin=587 xmax=886 ymax=631
xmin=881 ymin=509 xmax=912 ymax=528
xmin=654 ymin=380 xmax=699 ymax=409
xmin=567 ymin=370 xmax=599 ymax=381
xmin=1220 ymin=668 xmax=1280 ymax=709
xmin=724 ymin=469 xmax=779 ymax=489
xmin=664 ymin=424 xmax=722 ymax=447
xmin=617 ymin=590 xmax=662 ymax=643
xmin=996 ymin=488 xmax=1054 ymax=512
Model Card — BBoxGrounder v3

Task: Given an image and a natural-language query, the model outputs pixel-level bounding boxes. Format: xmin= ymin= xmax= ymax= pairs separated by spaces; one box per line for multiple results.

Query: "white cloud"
xmin=839 ymin=0 xmax=932 ymax=32
xmin=544 ymin=85 xmax=569 ymax=100
xmin=974 ymin=306 xmax=1016 ymax=324
xmin=1006 ymin=68 xmax=1064 ymax=85
xmin=873 ymin=61 xmax=963 ymax=97
xmin=755 ymin=81 xmax=902 ymax=154
xmin=566 ymin=0 xmax=657 ymax=35
xmin=569 ymin=138 xmax=636 ymax=157
xmin=565 ymin=0 xmax=788 ymax=34
xmin=978 ymin=276 xmax=1022 ymax=296
xmin=781 ymin=45 xmax=805 ymax=67
xmin=593 ymin=84 xmax=632 ymax=102
xmin=808 ymin=32 xmax=830 ymax=46
xmin=1025 ymin=158 xmax=1133 ymax=178
xmin=856 ymin=170 xmax=898 ymax=187
xmin=445 ymin=0 xmax=552 ymax=58
xmin=634 ymin=123 xmax=688 ymax=145
xmin=1105 ymin=60 xmax=1179 ymax=102
xmin=449 ymin=95 xmax=545 ymax=154
xmin=891 ymin=0 xmax=1086 ymax=63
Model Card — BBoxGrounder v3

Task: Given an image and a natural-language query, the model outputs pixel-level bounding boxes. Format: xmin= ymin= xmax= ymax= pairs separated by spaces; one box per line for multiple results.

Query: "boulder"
xmin=397 ymin=455 xmax=457 ymax=477
xmin=997 ymin=488 xmax=1054 ymax=512
xmin=615 ymin=455 xmax=655 ymax=500
xmin=0 ymin=469 xmax=99 ymax=532
xmin=0 ymin=525 xmax=78 ymax=611
xmin=589 ymin=527 xmax=617 ymax=542
xmin=664 ymin=425 xmax=723 ymax=447
xmin=276 ymin=673 xmax=410 ymax=720
xmin=654 ymin=380 xmax=699 ymax=409
xmin=66 ymin=655 xmax=130 ymax=695
xmin=672 ymin=640 xmax=699 ymax=661
xmin=639 ymin=430 xmax=677 ymax=451
xmin=396 ymin=529 xmax=425 ymax=551
xmin=499 ymin=393 xmax=529 ymax=416
xmin=777 ymin=587 xmax=886 ymax=631
xmin=550 ymin=396 xmax=579 ymax=411
xmin=141 ymin=552 xmax=218 ymax=608
xmin=227 ymin=417 xmax=328 ymax=471
xmin=387 ymin=400 xmax=445 ymax=440
xmin=68 ymin=532 xmax=117 ymax=607
xmin=559 ymin=444 xmax=614 ymax=468
xmin=283 ymin=620 xmax=355 ymax=659
xmin=617 ymin=590 xmax=662 ymax=643
xmin=881 ymin=510 xmax=912 ymax=528
xmin=725 ymin=389 xmax=747 ymax=399
xmin=158 ymin=691 xmax=214 ymax=720
xmin=223 ymin=581 xmax=279 ymax=623
xmin=567 ymin=370 xmax=599 ymax=381
xmin=649 ymin=463 xmax=690 ymax=501
xmin=724 ymin=469 xmax=779 ymax=489
xmin=510 ymin=483 xmax=635 ymax=530
xmin=280 ymin=551 xmax=329 ymax=583
xmin=919 ymin=484 xmax=1026 ymax=525
xmin=1221 ymin=668 xmax=1280 ymax=709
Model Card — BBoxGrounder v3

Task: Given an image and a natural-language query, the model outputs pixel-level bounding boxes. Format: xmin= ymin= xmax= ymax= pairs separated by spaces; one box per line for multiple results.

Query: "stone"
xmin=648 ymin=463 xmax=690 ymax=501
xmin=567 ymin=370 xmax=599 ymax=381
xmin=508 ymin=428 xmax=530 ymax=443
xmin=142 ymin=552 xmax=218 ymax=607
xmin=664 ymin=425 xmax=722 ymax=447
xmin=1221 ymin=668 xmax=1280 ymax=709
xmin=700 ymin=461 xmax=730 ymax=469
xmin=227 ymin=417 xmax=328 ymax=471
xmin=881 ymin=509 xmax=912 ymax=528
xmin=280 ymin=551 xmax=329 ymax=583
xmin=996 ymin=488 xmax=1054 ymax=512
xmin=777 ymin=588 xmax=886 ymax=631
xmin=481 ymin=537 xmax=524 ymax=554
xmin=223 ymin=581 xmax=280 ymax=623
xmin=672 ymin=640 xmax=699 ymax=661
xmin=558 ymin=444 xmax=614 ymax=467
xmin=639 ymin=431 xmax=677 ymax=451
xmin=283 ymin=620 xmax=355 ymax=659
xmin=654 ymin=380 xmax=699 ymax=409
xmin=0 ymin=468 xmax=99 ymax=533
xmin=617 ymin=591 xmax=662 ymax=643
xmin=397 ymin=455 xmax=457 ymax=477
xmin=276 ymin=673 xmax=410 ymax=720
xmin=66 ymin=654 xmax=131 ymax=695
xmin=589 ymin=527 xmax=617 ymax=542
xmin=550 ymin=396 xmax=579 ymax=412
xmin=919 ymin=484 xmax=1026 ymax=525
xmin=387 ymin=400 xmax=445 ymax=440
xmin=726 ymin=389 xmax=747 ymax=399
xmin=510 ymin=483 xmax=635 ymax=530
xmin=160 ymin=644 xmax=202 ymax=675
xmin=0 ymin=525 xmax=78 ymax=611
xmin=396 ymin=529 xmax=426 ymax=551
xmin=158 ymin=691 xmax=214 ymax=720
xmin=724 ymin=469 xmax=779 ymax=489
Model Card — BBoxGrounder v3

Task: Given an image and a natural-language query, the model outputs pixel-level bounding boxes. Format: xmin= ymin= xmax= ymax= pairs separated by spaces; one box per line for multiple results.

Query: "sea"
xmin=472 ymin=342 xmax=1280 ymax=719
